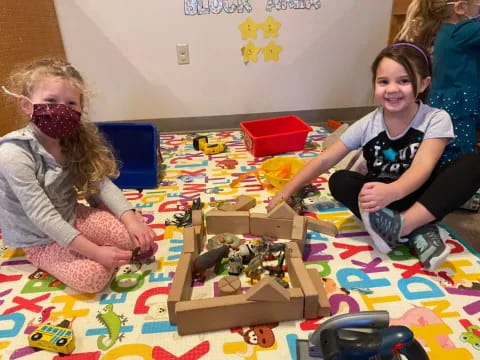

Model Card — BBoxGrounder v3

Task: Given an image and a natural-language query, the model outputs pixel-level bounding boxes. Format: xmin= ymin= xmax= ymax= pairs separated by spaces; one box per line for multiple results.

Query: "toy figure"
xmin=129 ymin=242 xmax=157 ymax=268
xmin=264 ymin=251 xmax=285 ymax=278
xmin=28 ymin=318 xmax=76 ymax=355
xmin=302 ymin=194 xmax=336 ymax=213
xmin=244 ymin=254 xmax=264 ymax=285
xmin=227 ymin=253 xmax=244 ymax=276
xmin=207 ymin=233 xmax=241 ymax=250
xmin=237 ymin=243 xmax=257 ymax=264
xmin=192 ymin=244 xmax=230 ymax=282
xmin=165 ymin=198 xmax=203 ymax=227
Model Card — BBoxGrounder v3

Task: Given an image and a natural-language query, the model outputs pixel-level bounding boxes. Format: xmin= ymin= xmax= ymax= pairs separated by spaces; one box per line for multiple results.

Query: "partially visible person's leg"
xmin=409 ymin=153 xmax=480 ymax=227
xmin=74 ymin=204 xmax=135 ymax=250
xmin=328 ymin=170 xmax=372 ymax=219
xmin=440 ymin=114 xmax=480 ymax=211
xmin=24 ymin=243 xmax=114 ymax=293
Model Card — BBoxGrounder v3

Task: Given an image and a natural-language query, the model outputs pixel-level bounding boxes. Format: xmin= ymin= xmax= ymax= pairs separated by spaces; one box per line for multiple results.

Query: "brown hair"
xmin=395 ymin=0 xmax=454 ymax=50
xmin=371 ymin=42 xmax=432 ymax=102
xmin=7 ymin=59 xmax=119 ymax=196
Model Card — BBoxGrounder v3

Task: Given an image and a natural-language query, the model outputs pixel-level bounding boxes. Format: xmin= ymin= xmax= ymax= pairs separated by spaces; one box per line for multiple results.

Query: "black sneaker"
xmin=361 ymin=208 xmax=404 ymax=254
xmin=409 ymin=224 xmax=449 ymax=271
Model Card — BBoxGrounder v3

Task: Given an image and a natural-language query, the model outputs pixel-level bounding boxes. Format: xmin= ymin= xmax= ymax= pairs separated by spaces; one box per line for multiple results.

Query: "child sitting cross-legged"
xmin=268 ymin=43 xmax=480 ymax=271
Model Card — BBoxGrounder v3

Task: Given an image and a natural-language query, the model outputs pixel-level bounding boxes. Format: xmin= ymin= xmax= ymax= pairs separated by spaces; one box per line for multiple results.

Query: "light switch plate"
xmin=176 ymin=43 xmax=190 ymax=65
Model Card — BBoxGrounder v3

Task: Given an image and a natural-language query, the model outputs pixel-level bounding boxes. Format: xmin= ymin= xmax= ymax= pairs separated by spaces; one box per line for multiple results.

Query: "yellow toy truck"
xmin=193 ymin=135 xmax=225 ymax=155
xmin=28 ymin=320 xmax=75 ymax=355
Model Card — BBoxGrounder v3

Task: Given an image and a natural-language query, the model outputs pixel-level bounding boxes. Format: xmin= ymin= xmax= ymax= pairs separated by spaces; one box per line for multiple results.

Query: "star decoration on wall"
xmin=263 ymin=41 xmax=283 ymax=62
xmin=261 ymin=16 xmax=281 ymax=38
xmin=238 ymin=17 xmax=259 ymax=40
xmin=242 ymin=41 xmax=261 ymax=63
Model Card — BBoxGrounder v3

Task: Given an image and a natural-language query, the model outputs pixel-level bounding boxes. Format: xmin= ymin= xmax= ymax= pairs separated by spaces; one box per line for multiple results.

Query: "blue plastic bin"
xmin=96 ymin=122 xmax=159 ymax=190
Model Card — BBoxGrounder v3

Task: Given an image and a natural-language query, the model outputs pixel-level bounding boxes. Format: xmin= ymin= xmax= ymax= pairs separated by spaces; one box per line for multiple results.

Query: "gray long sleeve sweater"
xmin=0 ymin=125 xmax=133 ymax=248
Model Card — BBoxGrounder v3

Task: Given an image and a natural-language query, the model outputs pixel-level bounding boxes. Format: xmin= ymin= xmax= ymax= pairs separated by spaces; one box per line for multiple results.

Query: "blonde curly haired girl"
xmin=0 ymin=59 xmax=155 ymax=293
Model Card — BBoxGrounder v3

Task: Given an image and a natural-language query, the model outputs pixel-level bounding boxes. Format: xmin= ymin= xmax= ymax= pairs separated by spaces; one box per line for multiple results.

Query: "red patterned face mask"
xmin=31 ymin=103 xmax=81 ymax=139
xmin=1 ymin=86 xmax=82 ymax=139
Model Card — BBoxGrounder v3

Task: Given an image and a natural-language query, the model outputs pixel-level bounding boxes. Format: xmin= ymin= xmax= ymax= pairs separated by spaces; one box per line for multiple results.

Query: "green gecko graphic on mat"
xmin=461 ymin=324 xmax=480 ymax=351
xmin=96 ymin=304 xmax=127 ymax=350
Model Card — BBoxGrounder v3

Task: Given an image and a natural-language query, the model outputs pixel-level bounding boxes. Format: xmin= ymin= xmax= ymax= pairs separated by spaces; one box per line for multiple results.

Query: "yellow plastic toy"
xmin=204 ymin=143 xmax=225 ymax=155
xmin=28 ymin=320 xmax=75 ymax=354
xmin=230 ymin=156 xmax=305 ymax=190
xmin=261 ymin=157 xmax=305 ymax=189
xmin=193 ymin=135 xmax=225 ymax=155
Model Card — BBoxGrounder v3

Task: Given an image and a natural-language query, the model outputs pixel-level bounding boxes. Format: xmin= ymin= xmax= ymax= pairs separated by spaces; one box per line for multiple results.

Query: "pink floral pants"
xmin=24 ymin=204 xmax=135 ymax=293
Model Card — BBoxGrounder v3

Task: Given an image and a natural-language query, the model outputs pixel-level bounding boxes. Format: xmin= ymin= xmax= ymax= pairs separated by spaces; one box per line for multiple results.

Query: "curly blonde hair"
xmin=395 ymin=0 xmax=454 ymax=50
xmin=8 ymin=59 xmax=119 ymax=196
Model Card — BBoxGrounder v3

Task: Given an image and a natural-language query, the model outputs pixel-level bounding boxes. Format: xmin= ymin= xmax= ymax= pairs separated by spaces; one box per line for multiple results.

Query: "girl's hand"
xmin=121 ymin=210 xmax=155 ymax=253
xmin=267 ymin=190 xmax=289 ymax=212
xmin=358 ymin=182 xmax=398 ymax=212
xmin=94 ymin=246 xmax=132 ymax=269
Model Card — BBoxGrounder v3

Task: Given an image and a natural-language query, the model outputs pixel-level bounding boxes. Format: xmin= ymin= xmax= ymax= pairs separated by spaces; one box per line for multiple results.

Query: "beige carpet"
xmin=443 ymin=210 xmax=480 ymax=254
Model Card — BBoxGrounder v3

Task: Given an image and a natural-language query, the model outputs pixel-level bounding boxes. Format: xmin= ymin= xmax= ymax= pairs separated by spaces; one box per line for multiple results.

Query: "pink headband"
xmin=390 ymin=42 xmax=430 ymax=68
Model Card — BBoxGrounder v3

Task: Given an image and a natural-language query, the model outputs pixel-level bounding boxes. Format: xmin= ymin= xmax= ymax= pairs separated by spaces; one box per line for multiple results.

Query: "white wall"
xmin=54 ymin=0 xmax=393 ymax=122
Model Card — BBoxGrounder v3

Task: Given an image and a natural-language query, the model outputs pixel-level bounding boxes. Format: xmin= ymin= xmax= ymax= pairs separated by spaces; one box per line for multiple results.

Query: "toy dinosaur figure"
xmin=264 ymin=251 xmax=286 ymax=278
xmin=165 ymin=198 xmax=203 ymax=227
xmin=192 ymin=244 xmax=230 ymax=282
xmin=96 ymin=304 xmax=128 ymax=351
xmin=244 ymin=254 xmax=264 ymax=285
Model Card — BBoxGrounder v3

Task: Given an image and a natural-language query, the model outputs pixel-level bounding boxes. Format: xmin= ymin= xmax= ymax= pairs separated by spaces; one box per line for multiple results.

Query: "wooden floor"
xmin=443 ymin=210 xmax=480 ymax=254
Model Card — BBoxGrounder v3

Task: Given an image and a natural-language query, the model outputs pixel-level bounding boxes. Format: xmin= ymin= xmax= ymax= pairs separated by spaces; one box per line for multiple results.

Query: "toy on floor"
xmin=193 ymin=135 xmax=225 ymax=155
xmin=191 ymin=244 xmax=230 ymax=282
xmin=168 ymin=200 xmax=333 ymax=335
xmin=131 ymin=245 xmax=156 ymax=266
xmin=165 ymin=197 xmax=203 ymax=227
xmin=28 ymin=319 xmax=75 ymax=355
xmin=207 ymin=233 xmax=241 ymax=250
xmin=229 ymin=156 xmax=305 ymax=190
xmin=296 ymin=311 xmax=429 ymax=360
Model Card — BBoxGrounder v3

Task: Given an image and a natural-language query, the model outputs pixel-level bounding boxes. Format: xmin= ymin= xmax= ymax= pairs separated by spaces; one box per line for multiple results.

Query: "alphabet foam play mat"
xmin=0 ymin=127 xmax=479 ymax=359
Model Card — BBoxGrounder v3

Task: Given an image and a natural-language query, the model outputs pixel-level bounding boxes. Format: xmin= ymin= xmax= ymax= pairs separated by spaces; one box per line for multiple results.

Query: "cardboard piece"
xmin=245 ymin=276 xmax=290 ymax=302
xmin=306 ymin=217 xmax=338 ymax=237
xmin=218 ymin=195 xmax=256 ymax=211
xmin=206 ymin=210 xmax=250 ymax=234
xmin=192 ymin=210 xmax=203 ymax=226
xmin=218 ymin=276 xmax=242 ymax=296
xmin=170 ymin=209 xmax=329 ymax=334
xmin=250 ymin=213 xmax=293 ymax=238
xmin=287 ymin=257 xmax=318 ymax=319
xmin=307 ymin=268 xmax=331 ymax=317
xmin=291 ymin=215 xmax=307 ymax=253
xmin=194 ymin=225 xmax=206 ymax=251
xmin=167 ymin=252 xmax=193 ymax=325
xmin=286 ymin=241 xmax=303 ymax=259
xmin=192 ymin=210 xmax=206 ymax=250
xmin=182 ymin=226 xmax=197 ymax=254
xmin=267 ymin=200 xmax=297 ymax=220
xmin=175 ymin=289 xmax=304 ymax=335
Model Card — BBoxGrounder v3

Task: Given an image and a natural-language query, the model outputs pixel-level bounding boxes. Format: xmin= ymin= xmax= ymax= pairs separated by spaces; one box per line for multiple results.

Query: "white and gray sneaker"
xmin=361 ymin=208 xmax=405 ymax=254
xmin=460 ymin=196 xmax=480 ymax=212
xmin=409 ymin=224 xmax=449 ymax=271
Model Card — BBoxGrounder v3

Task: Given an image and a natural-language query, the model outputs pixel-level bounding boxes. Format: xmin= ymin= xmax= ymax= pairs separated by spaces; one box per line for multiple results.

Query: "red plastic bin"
xmin=240 ymin=115 xmax=312 ymax=157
